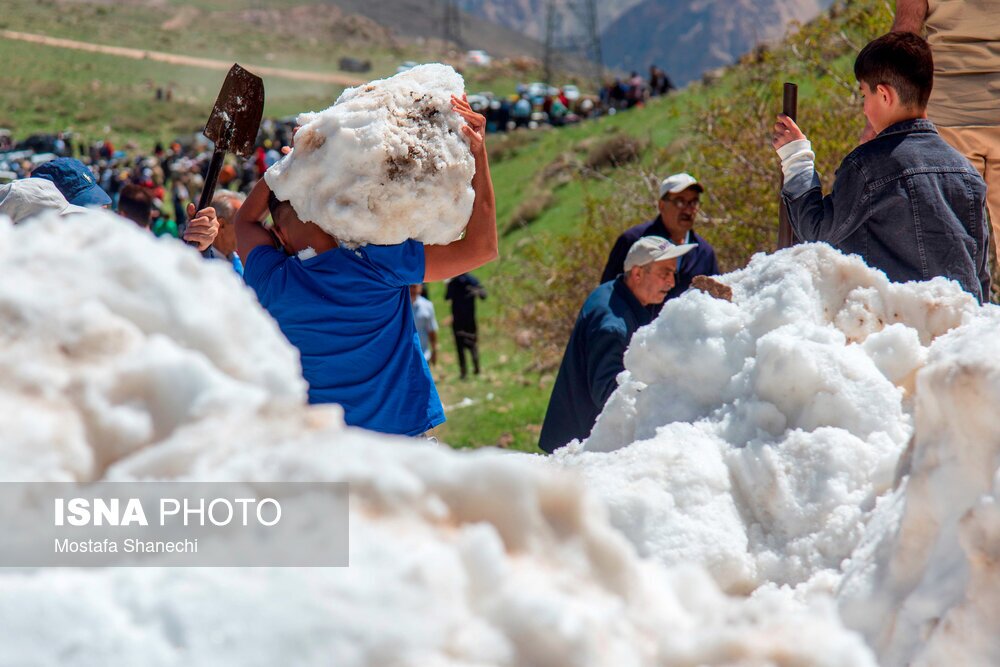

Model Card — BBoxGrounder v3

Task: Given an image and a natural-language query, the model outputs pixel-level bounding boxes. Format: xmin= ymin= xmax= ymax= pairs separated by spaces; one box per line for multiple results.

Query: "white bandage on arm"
xmin=776 ymin=139 xmax=816 ymax=198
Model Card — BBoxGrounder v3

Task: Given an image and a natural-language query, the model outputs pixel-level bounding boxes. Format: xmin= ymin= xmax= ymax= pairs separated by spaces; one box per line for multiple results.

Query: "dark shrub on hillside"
xmin=489 ymin=129 xmax=541 ymax=162
xmin=504 ymin=191 xmax=555 ymax=236
xmin=584 ymin=133 xmax=646 ymax=171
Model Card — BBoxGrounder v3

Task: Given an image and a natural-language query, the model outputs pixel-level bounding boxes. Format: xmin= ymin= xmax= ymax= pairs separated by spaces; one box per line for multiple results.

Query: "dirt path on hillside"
xmin=0 ymin=29 xmax=366 ymax=87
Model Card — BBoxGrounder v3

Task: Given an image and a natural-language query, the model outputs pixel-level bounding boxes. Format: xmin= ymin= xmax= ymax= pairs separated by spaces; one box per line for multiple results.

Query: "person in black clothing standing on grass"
xmin=445 ymin=273 xmax=486 ymax=379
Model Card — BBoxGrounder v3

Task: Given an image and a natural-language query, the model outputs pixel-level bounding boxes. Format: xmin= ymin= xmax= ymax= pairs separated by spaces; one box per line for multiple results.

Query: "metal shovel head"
xmin=203 ymin=63 xmax=265 ymax=158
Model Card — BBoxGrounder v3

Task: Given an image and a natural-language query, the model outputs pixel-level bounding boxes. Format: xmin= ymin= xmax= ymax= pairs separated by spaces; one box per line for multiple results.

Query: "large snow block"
xmin=265 ymin=63 xmax=476 ymax=246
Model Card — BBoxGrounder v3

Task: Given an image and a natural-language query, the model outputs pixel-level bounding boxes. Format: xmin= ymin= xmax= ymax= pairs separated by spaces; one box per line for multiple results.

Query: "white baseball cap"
xmin=658 ymin=172 xmax=703 ymax=200
xmin=624 ymin=236 xmax=697 ymax=272
xmin=0 ymin=179 xmax=88 ymax=224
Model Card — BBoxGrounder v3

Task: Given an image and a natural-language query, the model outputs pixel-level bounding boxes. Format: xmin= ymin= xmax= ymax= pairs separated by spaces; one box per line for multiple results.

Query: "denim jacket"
xmin=783 ymin=119 xmax=990 ymax=302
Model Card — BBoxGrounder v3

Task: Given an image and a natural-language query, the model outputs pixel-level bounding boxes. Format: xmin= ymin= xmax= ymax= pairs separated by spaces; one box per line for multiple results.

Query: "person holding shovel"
xmin=234 ymin=95 xmax=497 ymax=437
xmin=772 ymin=32 xmax=990 ymax=302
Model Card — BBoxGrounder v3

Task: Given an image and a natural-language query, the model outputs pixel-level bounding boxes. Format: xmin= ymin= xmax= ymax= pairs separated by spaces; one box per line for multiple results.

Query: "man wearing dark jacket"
xmin=445 ymin=273 xmax=486 ymax=379
xmin=601 ymin=173 xmax=719 ymax=307
xmin=540 ymin=236 xmax=695 ymax=453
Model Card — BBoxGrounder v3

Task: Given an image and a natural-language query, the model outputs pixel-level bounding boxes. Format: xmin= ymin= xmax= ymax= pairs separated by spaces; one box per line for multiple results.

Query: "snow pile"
xmin=2 ymin=416 xmax=877 ymax=667
xmin=0 ymin=212 xmax=306 ymax=483
xmin=838 ymin=310 xmax=1000 ymax=666
xmin=265 ymin=63 xmax=475 ymax=246
xmin=5 ymin=211 xmax=999 ymax=666
xmin=0 ymin=212 xmax=875 ymax=666
xmin=554 ymin=242 xmax=1000 ymax=665
xmin=556 ymin=244 xmax=979 ymax=593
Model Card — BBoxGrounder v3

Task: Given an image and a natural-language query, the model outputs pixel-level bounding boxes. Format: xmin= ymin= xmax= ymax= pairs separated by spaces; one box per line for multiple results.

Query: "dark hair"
xmin=117 ymin=184 xmax=153 ymax=227
xmin=854 ymin=32 xmax=933 ymax=109
xmin=266 ymin=190 xmax=283 ymax=216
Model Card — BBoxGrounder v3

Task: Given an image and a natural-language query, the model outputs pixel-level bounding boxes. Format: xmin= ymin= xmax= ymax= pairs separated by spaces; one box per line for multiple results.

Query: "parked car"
xmin=465 ymin=50 xmax=492 ymax=67
xmin=339 ymin=57 xmax=372 ymax=73
xmin=466 ymin=94 xmax=490 ymax=113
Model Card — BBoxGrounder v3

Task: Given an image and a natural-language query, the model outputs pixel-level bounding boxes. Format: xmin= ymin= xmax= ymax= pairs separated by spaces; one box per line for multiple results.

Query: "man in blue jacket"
xmin=540 ymin=236 xmax=694 ymax=453
xmin=601 ymin=173 xmax=719 ymax=308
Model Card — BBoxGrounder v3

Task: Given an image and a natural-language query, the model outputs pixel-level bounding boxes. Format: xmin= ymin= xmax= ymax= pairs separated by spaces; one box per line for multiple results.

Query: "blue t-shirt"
xmin=244 ymin=241 xmax=445 ymax=436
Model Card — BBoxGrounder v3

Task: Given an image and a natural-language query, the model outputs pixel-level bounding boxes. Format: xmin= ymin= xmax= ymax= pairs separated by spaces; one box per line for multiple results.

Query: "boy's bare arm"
xmin=892 ymin=0 xmax=928 ymax=34
xmin=424 ymin=95 xmax=498 ymax=283
xmin=234 ymin=179 xmax=276 ymax=261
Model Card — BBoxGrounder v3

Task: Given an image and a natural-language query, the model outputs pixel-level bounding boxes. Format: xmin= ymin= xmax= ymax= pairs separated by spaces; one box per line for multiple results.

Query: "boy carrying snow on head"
xmin=235 ymin=90 xmax=496 ymax=437
xmin=772 ymin=31 xmax=990 ymax=303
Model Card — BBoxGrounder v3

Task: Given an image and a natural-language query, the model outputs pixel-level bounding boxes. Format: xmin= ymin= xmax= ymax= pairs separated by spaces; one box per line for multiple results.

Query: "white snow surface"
xmin=264 ymin=63 xmax=475 ymax=246
xmin=0 ymin=213 xmax=875 ymax=666
xmin=554 ymin=243 xmax=1000 ymax=665
xmin=0 ymin=212 xmax=305 ymax=483
xmin=2 ymin=213 xmax=998 ymax=666
xmin=837 ymin=310 xmax=1000 ymax=667
xmin=556 ymin=245 xmax=979 ymax=593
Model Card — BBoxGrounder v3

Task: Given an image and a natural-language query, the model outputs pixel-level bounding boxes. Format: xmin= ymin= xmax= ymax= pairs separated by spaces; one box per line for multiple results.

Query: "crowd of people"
xmin=0 ymin=119 xmax=298 ymax=237
xmin=1 ymin=13 xmax=995 ymax=451
xmin=468 ymin=63 xmax=676 ymax=133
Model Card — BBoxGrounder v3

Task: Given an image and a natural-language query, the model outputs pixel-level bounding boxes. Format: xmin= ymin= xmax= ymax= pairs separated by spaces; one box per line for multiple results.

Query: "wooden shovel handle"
xmin=777 ymin=82 xmax=799 ymax=250
xmin=186 ymin=125 xmax=231 ymax=251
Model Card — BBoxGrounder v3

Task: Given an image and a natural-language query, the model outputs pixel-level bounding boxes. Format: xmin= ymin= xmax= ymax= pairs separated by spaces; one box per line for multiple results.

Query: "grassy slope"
xmin=0 ymin=0 xmax=537 ymax=145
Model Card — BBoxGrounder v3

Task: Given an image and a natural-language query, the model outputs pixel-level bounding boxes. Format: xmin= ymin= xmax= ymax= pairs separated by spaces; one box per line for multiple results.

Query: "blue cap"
xmin=31 ymin=158 xmax=113 ymax=208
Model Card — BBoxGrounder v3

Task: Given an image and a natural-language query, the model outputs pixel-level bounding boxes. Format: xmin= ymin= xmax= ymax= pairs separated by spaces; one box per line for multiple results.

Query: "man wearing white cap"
xmin=540 ymin=236 xmax=695 ymax=453
xmin=600 ymin=172 xmax=719 ymax=308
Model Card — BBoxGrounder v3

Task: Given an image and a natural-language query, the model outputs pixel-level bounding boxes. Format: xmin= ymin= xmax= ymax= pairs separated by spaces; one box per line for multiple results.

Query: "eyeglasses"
xmin=665 ymin=197 xmax=700 ymax=210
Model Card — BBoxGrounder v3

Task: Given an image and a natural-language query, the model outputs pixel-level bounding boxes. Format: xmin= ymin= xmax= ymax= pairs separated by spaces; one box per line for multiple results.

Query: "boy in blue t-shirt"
xmin=236 ymin=95 xmax=497 ymax=436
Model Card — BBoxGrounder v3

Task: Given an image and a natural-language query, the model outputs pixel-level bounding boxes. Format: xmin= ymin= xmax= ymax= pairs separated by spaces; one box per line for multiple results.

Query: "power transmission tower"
xmin=443 ymin=0 xmax=462 ymax=49
xmin=542 ymin=1 xmax=560 ymax=85
xmin=542 ymin=0 xmax=604 ymax=88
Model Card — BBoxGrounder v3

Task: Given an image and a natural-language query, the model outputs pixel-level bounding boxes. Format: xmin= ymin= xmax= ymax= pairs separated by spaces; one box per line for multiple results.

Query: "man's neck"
xmin=213 ymin=243 xmax=235 ymax=259
xmin=664 ymin=226 xmax=689 ymax=246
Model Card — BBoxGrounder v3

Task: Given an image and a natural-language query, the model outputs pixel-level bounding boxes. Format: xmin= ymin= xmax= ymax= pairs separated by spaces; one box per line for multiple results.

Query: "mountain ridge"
xmin=458 ymin=0 xmax=836 ymax=84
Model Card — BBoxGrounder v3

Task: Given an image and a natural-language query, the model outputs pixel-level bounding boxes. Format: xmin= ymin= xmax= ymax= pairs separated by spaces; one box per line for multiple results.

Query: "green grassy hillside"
xmin=0 ymin=0 xmax=552 ymax=145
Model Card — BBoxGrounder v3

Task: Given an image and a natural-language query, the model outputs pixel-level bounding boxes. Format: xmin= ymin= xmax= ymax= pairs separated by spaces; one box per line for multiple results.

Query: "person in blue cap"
xmin=31 ymin=157 xmax=113 ymax=208
xmin=33 ymin=157 xmax=219 ymax=252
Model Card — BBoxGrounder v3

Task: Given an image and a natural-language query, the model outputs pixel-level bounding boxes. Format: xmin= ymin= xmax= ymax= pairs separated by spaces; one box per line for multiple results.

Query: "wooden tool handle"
xmin=777 ymin=82 xmax=799 ymax=250
xmin=782 ymin=82 xmax=798 ymax=122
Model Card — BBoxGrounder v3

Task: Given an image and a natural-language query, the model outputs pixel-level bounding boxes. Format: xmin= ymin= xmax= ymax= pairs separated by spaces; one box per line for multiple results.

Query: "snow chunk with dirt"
xmin=264 ymin=63 xmax=475 ymax=246
xmin=0 ymin=212 xmax=876 ymax=667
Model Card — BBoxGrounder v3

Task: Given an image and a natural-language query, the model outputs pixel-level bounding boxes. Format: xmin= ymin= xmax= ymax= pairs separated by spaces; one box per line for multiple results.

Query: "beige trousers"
xmin=936 ymin=125 xmax=1000 ymax=257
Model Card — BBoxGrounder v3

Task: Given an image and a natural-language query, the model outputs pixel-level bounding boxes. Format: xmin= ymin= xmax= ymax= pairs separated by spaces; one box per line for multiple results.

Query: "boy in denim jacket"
xmin=772 ymin=32 xmax=990 ymax=303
